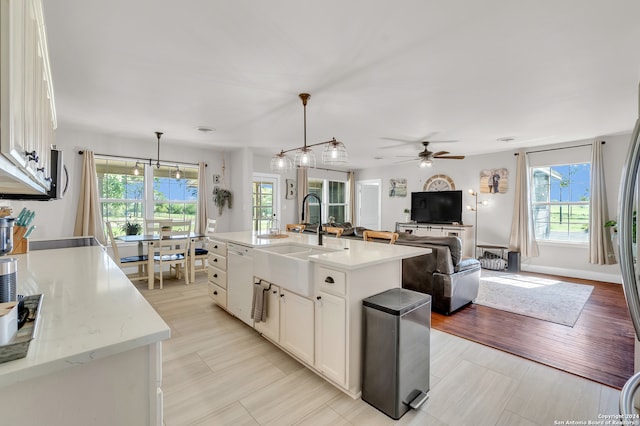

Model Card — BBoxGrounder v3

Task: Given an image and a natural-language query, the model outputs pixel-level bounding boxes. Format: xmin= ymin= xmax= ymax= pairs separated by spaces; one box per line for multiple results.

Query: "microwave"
xmin=0 ymin=148 xmax=68 ymax=200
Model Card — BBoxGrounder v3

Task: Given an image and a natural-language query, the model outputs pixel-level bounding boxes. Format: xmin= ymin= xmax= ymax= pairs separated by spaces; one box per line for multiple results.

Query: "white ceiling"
xmin=42 ymin=0 xmax=640 ymax=170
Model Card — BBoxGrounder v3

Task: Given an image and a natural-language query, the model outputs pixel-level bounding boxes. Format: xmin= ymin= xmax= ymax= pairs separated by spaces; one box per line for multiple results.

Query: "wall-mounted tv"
xmin=410 ymin=190 xmax=463 ymax=224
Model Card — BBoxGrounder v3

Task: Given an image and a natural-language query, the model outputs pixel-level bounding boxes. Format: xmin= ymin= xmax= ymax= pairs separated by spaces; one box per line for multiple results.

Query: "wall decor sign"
xmin=480 ymin=168 xmax=508 ymax=194
xmin=285 ymin=179 xmax=296 ymax=199
xmin=389 ymin=178 xmax=407 ymax=197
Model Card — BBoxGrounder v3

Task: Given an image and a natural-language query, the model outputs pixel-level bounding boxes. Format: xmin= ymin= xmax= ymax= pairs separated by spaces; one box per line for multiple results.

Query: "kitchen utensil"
xmin=24 ymin=226 xmax=36 ymax=238
xmin=0 ymin=218 xmax=15 ymax=255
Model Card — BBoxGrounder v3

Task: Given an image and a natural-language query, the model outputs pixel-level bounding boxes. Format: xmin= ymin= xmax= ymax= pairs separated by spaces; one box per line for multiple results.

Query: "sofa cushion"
xmin=396 ymin=234 xmax=463 ymax=266
xmin=455 ymin=257 xmax=481 ymax=273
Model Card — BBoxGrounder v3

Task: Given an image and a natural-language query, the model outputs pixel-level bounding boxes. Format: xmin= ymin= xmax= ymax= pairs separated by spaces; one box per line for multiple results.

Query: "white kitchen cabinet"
xmin=280 ymin=289 xmax=314 ymax=365
xmin=395 ymin=222 xmax=473 ymax=257
xmin=315 ymin=291 xmax=346 ymax=386
xmin=254 ymin=283 xmax=280 ymax=342
xmin=0 ymin=0 xmax=56 ymax=194
xmin=207 ymin=238 xmax=228 ymax=309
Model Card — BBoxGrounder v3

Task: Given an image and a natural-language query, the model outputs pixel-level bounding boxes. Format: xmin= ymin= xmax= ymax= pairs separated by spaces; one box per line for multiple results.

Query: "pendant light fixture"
xmin=154 ymin=131 xmax=162 ymax=168
xmin=174 ymin=165 xmax=181 ymax=179
xmin=270 ymin=93 xmax=348 ymax=172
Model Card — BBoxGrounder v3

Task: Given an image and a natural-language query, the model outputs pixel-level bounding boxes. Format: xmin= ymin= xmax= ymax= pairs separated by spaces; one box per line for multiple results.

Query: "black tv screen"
xmin=410 ymin=190 xmax=463 ymax=224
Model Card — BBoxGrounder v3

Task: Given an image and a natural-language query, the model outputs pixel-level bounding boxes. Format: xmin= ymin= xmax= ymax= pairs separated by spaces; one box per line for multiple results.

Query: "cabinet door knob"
xmin=213 ymin=290 xmax=218 ymax=295
xmin=213 ymin=258 xmax=217 ymax=262
xmin=324 ymin=276 xmax=335 ymax=284
xmin=213 ymin=274 xmax=218 ymax=278
xmin=316 ymin=296 xmax=322 ymax=300
xmin=273 ymin=290 xmax=277 ymax=294
xmin=214 ymin=245 xmax=218 ymax=249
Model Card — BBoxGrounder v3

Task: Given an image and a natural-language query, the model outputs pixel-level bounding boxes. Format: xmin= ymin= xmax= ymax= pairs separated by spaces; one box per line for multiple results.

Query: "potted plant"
xmin=121 ymin=221 xmax=142 ymax=236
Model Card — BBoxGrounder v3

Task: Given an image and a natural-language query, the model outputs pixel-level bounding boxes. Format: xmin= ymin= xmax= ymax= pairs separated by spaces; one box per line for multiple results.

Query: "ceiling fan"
xmin=395 ymin=141 xmax=465 ymax=168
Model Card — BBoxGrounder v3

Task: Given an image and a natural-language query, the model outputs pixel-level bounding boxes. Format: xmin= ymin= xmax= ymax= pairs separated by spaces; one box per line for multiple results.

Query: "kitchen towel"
xmin=251 ymin=280 xmax=270 ymax=323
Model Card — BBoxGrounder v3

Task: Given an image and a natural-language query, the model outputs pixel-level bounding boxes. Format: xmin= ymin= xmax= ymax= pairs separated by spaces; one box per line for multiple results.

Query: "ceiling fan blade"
xmin=392 ymin=158 xmax=418 ymax=164
xmin=433 ymin=151 xmax=450 ymax=156
xmin=434 ymin=155 xmax=466 ymax=160
xmin=395 ymin=155 xmax=419 ymax=158
xmin=379 ymin=142 xmax=415 ymax=150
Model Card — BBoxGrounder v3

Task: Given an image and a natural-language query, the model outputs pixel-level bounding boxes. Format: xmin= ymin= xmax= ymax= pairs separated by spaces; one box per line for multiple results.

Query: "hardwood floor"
xmin=136 ymin=274 xmax=622 ymax=425
xmin=432 ymin=271 xmax=635 ymax=389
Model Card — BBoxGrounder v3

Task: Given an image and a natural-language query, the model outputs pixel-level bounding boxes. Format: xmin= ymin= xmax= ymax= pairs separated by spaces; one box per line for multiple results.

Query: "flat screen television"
xmin=410 ymin=190 xmax=463 ymax=224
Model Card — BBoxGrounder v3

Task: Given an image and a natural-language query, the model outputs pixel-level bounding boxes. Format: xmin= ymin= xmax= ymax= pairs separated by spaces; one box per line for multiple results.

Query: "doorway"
xmin=252 ymin=174 xmax=280 ymax=233
xmin=356 ymin=179 xmax=381 ymax=230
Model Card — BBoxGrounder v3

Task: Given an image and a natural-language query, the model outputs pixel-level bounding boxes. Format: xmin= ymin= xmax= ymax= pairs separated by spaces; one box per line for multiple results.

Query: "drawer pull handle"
xmin=213 ymin=290 xmax=218 ymax=295
xmin=213 ymin=274 xmax=218 ymax=278
xmin=316 ymin=296 xmax=322 ymax=300
xmin=273 ymin=290 xmax=277 ymax=294
xmin=213 ymin=258 xmax=218 ymax=262
xmin=324 ymin=276 xmax=335 ymax=284
xmin=214 ymin=245 xmax=218 ymax=249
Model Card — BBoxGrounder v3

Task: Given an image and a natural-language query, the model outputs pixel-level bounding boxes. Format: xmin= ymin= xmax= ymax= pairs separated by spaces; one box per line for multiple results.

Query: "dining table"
xmin=117 ymin=232 xmax=205 ymax=289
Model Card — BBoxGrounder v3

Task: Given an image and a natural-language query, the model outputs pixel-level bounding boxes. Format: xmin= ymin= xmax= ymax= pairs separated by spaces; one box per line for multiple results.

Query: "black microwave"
xmin=0 ymin=148 xmax=68 ymax=200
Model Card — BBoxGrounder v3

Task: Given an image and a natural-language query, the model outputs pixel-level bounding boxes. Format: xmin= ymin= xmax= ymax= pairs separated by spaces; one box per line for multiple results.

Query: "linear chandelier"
xmin=270 ymin=93 xmax=347 ymax=172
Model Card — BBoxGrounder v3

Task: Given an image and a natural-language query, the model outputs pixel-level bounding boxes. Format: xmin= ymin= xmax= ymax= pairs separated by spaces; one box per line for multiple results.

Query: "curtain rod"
xmin=77 ymin=150 xmax=205 ymax=167
xmin=514 ymin=141 xmax=605 ymax=156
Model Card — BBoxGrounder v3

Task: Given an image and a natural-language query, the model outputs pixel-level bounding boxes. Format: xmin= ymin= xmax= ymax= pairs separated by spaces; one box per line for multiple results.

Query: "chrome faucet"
xmin=301 ymin=193 xmax=323 ymax=246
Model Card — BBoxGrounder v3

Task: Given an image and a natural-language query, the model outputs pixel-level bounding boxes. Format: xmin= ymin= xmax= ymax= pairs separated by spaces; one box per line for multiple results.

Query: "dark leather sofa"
xmin=301 ymin=223 xmax=481 ymax=314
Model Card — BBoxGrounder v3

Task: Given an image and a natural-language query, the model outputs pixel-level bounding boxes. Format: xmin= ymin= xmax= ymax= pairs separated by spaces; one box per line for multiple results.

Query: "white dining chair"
xmin=105 ymin=221 xmax=148 ymax=281
xmin=152 ymin=220 xmax=191 ymax=288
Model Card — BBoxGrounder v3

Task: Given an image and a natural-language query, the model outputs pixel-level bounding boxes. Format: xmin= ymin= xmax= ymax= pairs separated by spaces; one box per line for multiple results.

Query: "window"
xmin=252 ymin=180 xmax=274 ymax=233
xmin=531 ymin=163 xmax=590 ymax=242
xmin=308 ymin=178 xmax=348 ymax=224
xmin=96 ymin=157 xmax=199 ymax=236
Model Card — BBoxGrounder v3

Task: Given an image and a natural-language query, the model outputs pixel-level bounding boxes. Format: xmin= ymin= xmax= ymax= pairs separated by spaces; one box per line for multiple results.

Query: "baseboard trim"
xmin=521 ymin=264 xmax=622 ymax=284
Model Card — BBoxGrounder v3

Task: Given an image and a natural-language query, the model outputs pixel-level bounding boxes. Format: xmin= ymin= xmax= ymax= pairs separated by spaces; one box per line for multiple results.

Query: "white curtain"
xmin=589 ymin=141 xmax=616 ymax=264
xmin=296 ymin=167 xmax=309 ymax=222
xmin=196 ymin=162 xmax=209 ymax=234
xmin=509 ymin=149 xmax=539 ymax=257
xmin=348 ymin=171 xmax=355 ymax=224
xmin=74 ymin=150 xmax=106 ymax=245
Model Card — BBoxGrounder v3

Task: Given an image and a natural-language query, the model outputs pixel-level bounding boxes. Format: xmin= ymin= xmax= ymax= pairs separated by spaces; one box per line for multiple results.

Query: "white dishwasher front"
xmin=226 ymin=242 xmax=254 ymax=326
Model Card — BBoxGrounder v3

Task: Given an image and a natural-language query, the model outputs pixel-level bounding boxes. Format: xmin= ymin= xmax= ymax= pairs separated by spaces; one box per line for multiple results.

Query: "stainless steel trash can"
xmin=362 ymin=288 xmax=430 ymax=420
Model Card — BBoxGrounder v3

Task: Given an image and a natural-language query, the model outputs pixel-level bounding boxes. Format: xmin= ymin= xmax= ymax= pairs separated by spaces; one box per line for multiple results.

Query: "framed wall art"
xmin=389 ymin=178 xmax=407 ymax=197
xmin=480 ymin=168 xmax=508 ymax=194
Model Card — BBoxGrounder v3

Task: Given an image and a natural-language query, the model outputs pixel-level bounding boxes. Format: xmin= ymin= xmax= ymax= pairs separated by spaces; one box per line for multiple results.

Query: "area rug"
xmin=475 ymin=271 xmax=594 ymax=327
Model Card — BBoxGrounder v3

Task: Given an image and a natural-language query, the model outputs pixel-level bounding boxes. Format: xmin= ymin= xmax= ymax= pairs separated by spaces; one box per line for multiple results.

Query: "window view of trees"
xmin=97 ymin=158 xmax=199 ymax=236
xmin=531 ymin=163 xmax=590 ymax=242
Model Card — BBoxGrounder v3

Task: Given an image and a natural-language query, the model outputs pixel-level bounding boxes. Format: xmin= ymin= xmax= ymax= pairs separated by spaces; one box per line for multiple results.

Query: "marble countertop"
xmin=0 ymin=245 xmax=171 ymax=388
xmin=210 ymin=231 xmax=430 ymax=270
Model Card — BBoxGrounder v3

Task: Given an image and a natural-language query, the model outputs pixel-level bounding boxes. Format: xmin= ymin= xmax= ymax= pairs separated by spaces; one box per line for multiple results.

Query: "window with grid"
xmin=96 ymin=158 xmax=145 ymax=236
xmin=252 ymin=180 xmax=274 ymax=233
xmin=531 ymin=163 xmax=590 ymax=243
xmin=96 ymin=157 xmax=199 ymax=236
xmin=307 ymin=179 xmax=348 ymax=224
xmin=152 ymin=164 xmax=198 ymax=232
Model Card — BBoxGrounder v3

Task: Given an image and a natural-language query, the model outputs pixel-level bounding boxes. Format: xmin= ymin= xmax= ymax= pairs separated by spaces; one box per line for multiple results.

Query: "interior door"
xmin=357 ymin=179 xmax=381 ymax=229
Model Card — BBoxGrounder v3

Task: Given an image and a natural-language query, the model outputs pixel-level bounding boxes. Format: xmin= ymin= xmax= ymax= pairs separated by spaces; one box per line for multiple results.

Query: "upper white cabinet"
xmin=0 ymin=0 xmax=56 ymax=194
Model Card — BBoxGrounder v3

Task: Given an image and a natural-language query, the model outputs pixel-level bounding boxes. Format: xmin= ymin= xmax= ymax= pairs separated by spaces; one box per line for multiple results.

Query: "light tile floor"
xmin=137 ymin=277 xmax=622 ymax=426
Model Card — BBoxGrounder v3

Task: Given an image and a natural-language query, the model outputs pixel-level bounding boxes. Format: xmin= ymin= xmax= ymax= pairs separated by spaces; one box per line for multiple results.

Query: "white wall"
xmin=356 ymin=133 xmax=631 ymax=283
xmin=3 ymin=125 xmax=228 ymax=240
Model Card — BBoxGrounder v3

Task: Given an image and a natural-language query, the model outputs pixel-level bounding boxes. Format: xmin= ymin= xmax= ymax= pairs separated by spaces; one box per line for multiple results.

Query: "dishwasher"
xmin=226 ymin=242 xmax=254 ymax=326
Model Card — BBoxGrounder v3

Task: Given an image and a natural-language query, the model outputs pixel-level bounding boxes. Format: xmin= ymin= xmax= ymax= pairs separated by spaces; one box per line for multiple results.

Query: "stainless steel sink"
xmin=253 ymin=243 xmax=338 ymax=297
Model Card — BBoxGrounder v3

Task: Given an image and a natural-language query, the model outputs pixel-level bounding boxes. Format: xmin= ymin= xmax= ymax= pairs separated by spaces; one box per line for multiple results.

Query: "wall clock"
xmin=424 ymin=174 xmax=455 ymax=191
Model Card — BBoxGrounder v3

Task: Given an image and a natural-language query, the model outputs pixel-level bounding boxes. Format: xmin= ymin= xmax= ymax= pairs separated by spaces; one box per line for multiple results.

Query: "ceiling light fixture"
xmin=419 ymin=158 xmax=433 ymax=168
xmin=133 ymin=162 xmax=141 ymax=176
xmin=270 ymin=93 xmax=347 ymax=172
xmin=174 ymin=165 xmax=181 ymax=180
xmin=154 ymin=131 xmax=163 ymax=168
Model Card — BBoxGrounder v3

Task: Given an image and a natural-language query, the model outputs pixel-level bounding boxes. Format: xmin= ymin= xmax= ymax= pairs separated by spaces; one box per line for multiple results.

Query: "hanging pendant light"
xmin=322 ymin=138 xmax=348 ymax=164
xmin=295 ymin=93 xmax=315 ymax=169
xmin=270 ymin=92 xmax=347 ymax=172
xmin=132 ymin=162 xmax=141 ymax=176
xmin=174 ymin=165 xmax=181 ymax=179
xmin=154 ymin=131 xmax=163 ymax=168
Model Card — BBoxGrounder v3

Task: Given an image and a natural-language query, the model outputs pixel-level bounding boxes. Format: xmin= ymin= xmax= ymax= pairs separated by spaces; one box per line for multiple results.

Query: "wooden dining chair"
xmin=189 ymin=219 xmax=214 ymax=277
xmin=362 ymin=230 xmax=399 ymax=244
xmin=105 ymin=221 xmax=148 ymax=281
xmin=286 ymin=223 xmax=305 ymax=233
xmin=325 ymin=226 xmax=344 ymax=238
xmin=145 ymin=218 xmax=172 ymax=236
xmin=152 ymin=221 xmax=191 ymax=288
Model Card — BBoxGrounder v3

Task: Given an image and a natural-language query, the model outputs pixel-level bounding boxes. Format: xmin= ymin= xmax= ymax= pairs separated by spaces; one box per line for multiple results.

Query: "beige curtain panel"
xmin=509 ymin=149 xmax=539 ymax=257
xmin=74 ymin=150 xmax=106 ymax=245
xmin=589 ymin=141 xmax=616 ymax=264
xmin=196 ymin=162 xmax=209 ymax=234
xmin=348 ymin=171 xmax=355 ymax=223
xmin=296 ymin=167 xmax=309 ymax=222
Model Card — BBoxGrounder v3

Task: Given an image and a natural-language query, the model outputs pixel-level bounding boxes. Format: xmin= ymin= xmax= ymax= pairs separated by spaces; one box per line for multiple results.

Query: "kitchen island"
xmin=0 ymin=244 xmax=171 ymax=425
xmin=206 ymin=231 xmax=430 ymax=398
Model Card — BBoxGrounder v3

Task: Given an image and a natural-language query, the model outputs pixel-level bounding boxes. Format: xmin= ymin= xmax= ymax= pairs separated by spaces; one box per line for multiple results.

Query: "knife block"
xmin=9 ymin=226 xmax=28 ymax=255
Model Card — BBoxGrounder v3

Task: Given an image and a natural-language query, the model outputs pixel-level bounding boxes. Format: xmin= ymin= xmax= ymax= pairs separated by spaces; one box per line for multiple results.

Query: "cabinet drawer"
xmin=208 ymin=266 xmax=227 ymax=288
xmin=207 ymin=239 xmax=227 ymax=256
xmin=208 ymin=283 xmax=227 ymax=308
xmin=316 ymin=266 xmax=346 ymax=296
xmin=208 ymin=253 xmax=227 ymax=271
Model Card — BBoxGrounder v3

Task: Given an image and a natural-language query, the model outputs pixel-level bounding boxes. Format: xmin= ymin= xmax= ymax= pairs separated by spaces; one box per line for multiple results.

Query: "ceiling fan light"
xmin=295 ymin=147 xmax=316 ymax=169
xmin=419 ymin=158 xmax=433 ymax=168
xmin=270 ymin=151 xmax=293 ymax=172
xmin=322 ymin=139 xmax=348 ymax=164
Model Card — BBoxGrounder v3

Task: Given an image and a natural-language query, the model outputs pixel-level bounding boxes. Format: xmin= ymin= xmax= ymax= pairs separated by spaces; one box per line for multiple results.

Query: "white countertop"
xmin=0 ymin=245 xmax=171 ymax=388
xmin=211 ymin=231 xmax=430 ymax=270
